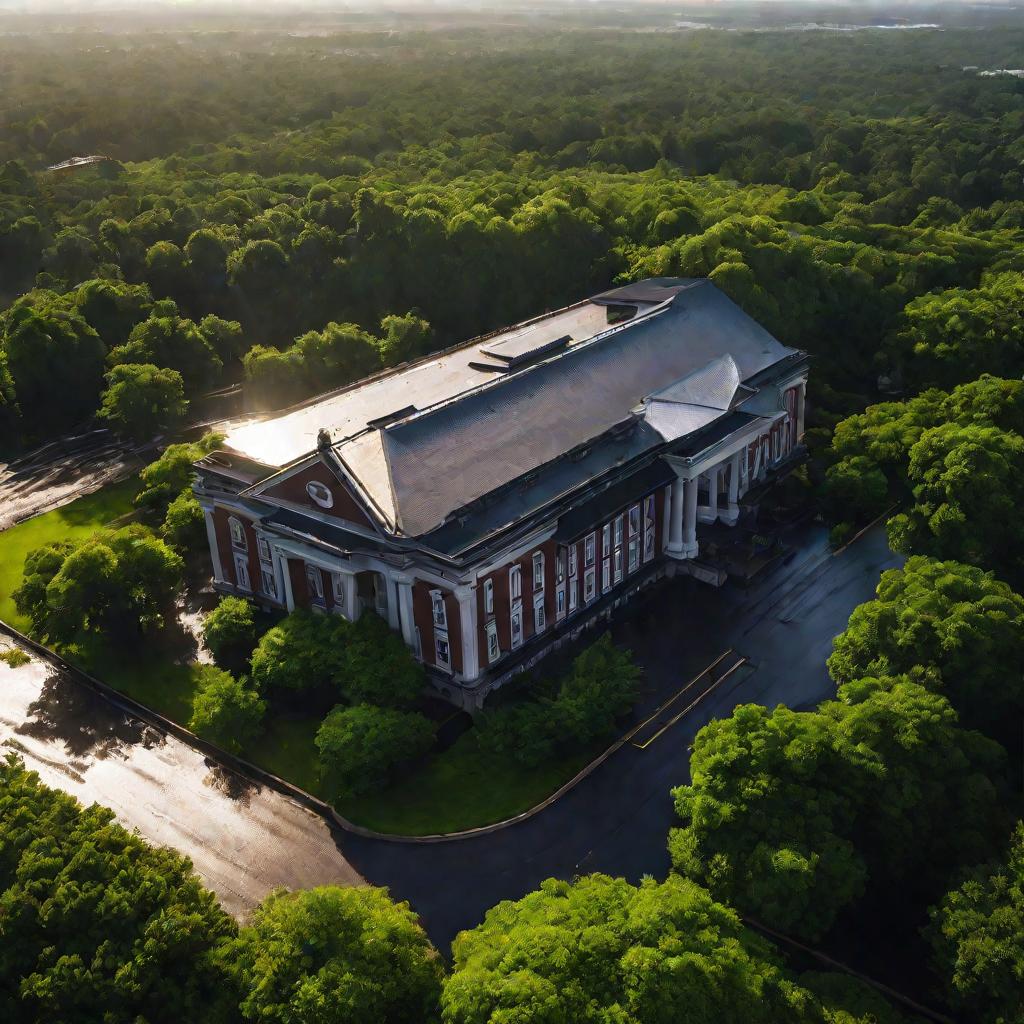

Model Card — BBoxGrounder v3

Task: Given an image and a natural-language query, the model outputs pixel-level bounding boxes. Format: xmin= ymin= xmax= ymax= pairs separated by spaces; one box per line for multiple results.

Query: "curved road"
xmin=0 ymin=520 xmax=899 ymax=945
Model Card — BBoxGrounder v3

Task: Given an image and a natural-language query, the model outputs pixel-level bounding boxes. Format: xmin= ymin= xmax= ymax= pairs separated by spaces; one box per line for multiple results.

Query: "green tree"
xmin=2 ymin=291 xmax=107 ymax=432
xmin=98 ymin=362 xmax=187 ymax=441
xmin=249 ymin=609 xmax=349 ymax=693
xmin=162 ymin=490 xmax=207 ymax=554
xmin=203 ymin=595 xmax=259 ymax=671
xmin=443 ymin=873 xmax=815 ymax=1024
xmin=0 ymin=755 xmax=236 ymax=1024
xmin=316 ymin=703 xmax=434 ymax=798
xmin=13 ymin=525 xmax=184 ymax=644
xmin=226 ymin=886 xmax=442 ymax=1024
xmin=74 ymin=278 xmax=154 ymax=348
xmin=199 ymin=314 xmax=246 ymax=364
xmin=341 ymin=612 xmax=424 ymax=707
xmin=109 ymin=314 xmax=222 ymax=392
xmin=377 ymin=312 xmax=432 ymax=368
xmin=928 ymin=822 xmax=1024 ymax=1024
xmin=188 ymin=665 xmax=265 ymax=754
xmin=136 ymin=432 xmax=224 ymax=512
xmin=669 ymin=676 xmax=1005 ymax=939
xmin=829 ymin=556 xmax=1024 ymax=734
xmin=242 ymin=344 xmax=305 ymax=409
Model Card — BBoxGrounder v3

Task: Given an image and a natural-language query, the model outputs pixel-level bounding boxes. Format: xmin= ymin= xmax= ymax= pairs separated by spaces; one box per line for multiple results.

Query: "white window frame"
xmin=229 ymin=516 xmax=246 ymax=550
xmin=510 ymin=564 xmax=522 ymax=601
xmin=510 ymin=605 xmax=523 ymax=650
xmin=613 ymin=547 xmax=623 ymax=584
xmin=555 ymin=584 xmax=566 ymax=620
xmin=261 ymin=563 xmax=277 ymax=600
xmin=532 ymin=551 xmax=545 ymax=592
xmin=234 ymin=552 xmax=251 ymax=591
xmin=555 ymin=547 xmax=566 ymax=583
xmin=628 ymin=536 xmax=640 ymax=574
xmin=628 ymin=504 xmax=641 ymax=537
xmin=602 ymin=523 xmax=612 ymax=556
xmin=533 ymin=593 xmax=546 ymax=634
xmin=430 ymin=589 xmax=447 ymax=629
xmin=568 ymin=578 xmax=578 ymax=613
xmin=483 ymin=577 xmax=494 ymax=615
xmin=435 ymin=633 xmax=452 ymax=671
xmin=306 ymin=563 xmax=325 ymax=605
xmin=257 ymin=535 xmax=271 ymax=562
xmin=486 ymin=619 xmax=500 ymax=664
xmin=602 ymin=557 xmax=611 ymax=593
xmin=614 ymin=514 xmax=624 ymax=548
xmin=568 ymin=544 xmax=578 ymax=578
xmin=584 ymin=567 xmax=597 ymax=604
xmin=331 ymin=572 xmax=346 ymax=609
xmin=584 ymin=533 xmax=596 ymax=568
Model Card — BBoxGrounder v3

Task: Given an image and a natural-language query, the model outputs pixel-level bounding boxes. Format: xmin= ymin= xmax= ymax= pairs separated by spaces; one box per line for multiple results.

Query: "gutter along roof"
xmin=211 ymin=278 xmax=801 ymax=550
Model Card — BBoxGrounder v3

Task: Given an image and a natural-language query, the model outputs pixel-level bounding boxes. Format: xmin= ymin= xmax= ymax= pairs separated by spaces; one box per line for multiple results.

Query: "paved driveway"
xmin=0 ymin=520 xmax=899 ymax=946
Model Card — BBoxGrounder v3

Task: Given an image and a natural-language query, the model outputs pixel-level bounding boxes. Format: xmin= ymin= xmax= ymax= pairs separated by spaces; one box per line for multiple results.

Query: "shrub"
xmin=342 ymin=611 xmax=424 ymax=707
xmin=161 ymin=490 xmax=206 ymax=554
xmin=188 ymin=665 xmax=265 ymax=754
xmin=249 ymin=609 xmax=349 ymax=693
xmin=316 ymin=703 xmax=434 ymax=798
xmin=203 ymin=595 xmax=258 ymax=670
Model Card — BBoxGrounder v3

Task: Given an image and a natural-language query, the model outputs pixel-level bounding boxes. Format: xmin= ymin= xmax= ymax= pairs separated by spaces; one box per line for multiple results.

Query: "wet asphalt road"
xmin=0 ymin=645 xmax=365 ymax=916
xmin=0 ymin=519 xmax=899 ymax=949
xmin=340 ymin=521 xmax=902 ymax=948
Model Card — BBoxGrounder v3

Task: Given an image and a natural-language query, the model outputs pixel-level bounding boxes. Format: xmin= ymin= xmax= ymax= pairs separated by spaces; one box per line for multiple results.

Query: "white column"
xmin=706 ymin=468 xmax=719 ymax=522
xmin=666 ymin=477 xmax=686 ymax=555
xmin=395 ymin=574 xmax=417 ymax=651
xmin=386 ymin=574 xmax=401 ymax=631
xmin=682 ymin=476 xmax=699 ymax=558
xmin=796 ymin=381 xmax=807 ymax=442
xmin=280 ymin=555 xmax=295 ymax=611
xmin=342 ymin=572 xmax=359 ymax=621
xmin=455 ymin=585 xmax=480 ymax=683
xmin=662 ymin=486 xmax=672 ymax=552
xmin=722 ymin=452 xmax=740 ymax=525
xmin=203 ymin=507 xmax=225 ymax=583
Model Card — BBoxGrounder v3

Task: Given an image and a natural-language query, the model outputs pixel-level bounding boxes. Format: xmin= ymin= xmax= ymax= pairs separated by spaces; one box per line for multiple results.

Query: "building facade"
xmin=194 ymin=278 xmax=808 ymax=708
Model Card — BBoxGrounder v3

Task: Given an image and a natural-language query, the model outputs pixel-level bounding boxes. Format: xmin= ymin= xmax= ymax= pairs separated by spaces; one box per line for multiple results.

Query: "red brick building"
xmin=194 ymin=278 xmax=808 ymax=708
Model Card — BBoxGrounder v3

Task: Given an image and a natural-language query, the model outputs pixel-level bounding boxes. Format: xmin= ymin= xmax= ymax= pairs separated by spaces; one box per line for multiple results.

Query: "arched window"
xmin=306 ymin=480 xmax=334 ymax=509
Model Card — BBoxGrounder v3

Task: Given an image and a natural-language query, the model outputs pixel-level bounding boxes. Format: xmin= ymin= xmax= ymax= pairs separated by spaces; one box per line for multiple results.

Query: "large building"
xmin=194 ymin=278 xmax=808 ymax=708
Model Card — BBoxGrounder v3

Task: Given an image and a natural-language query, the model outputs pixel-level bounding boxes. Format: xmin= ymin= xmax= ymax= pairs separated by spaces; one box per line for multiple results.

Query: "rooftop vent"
xmin=479 ymin=329 xmax=572 ymax=369
xmin=367 ymin=405 xmax=418 ymax=429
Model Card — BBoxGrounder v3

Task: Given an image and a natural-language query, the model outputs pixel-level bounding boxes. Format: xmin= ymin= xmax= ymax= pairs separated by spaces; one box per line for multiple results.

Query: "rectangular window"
xmin=568 ymin=545 xmax=578 ymax=578
xmin=510 ymin=606 xmax=523 ymax=649
xmin=305 ymin=563 xmax=324 ymax=604
xmin=628 ymin=504 xmax=641 ymax=537
xmin=584 ymin=567 xmax=597 ymax=604
xmin=486 ymin=620 xmax=500 ymax=663
xmin=614 ymin=547 xmax=623 ymax=584
xmin=483 ymin=578 xmax=494 ymax=615
xmin=556 ymin=584 xmax=566 ymax=619
xmin=533 ymin=593 xmax=546 ymax=634
xmin=556 ymin=548 xmax=566 ymax=582
xmin=584 ymin=533 xmax=596 ymax=568
xmin=234 ymin=552 xmax=251 ymax=591
xmin=602 ymin=523 xmax=612 ymax=556
xmin=435 ymin=634 xmax=451 ymax=670
xmin=614 ymin=514 xmax=624 ymax=547
xmin=261 ymin=564 xmax=277 ymax=600
xmin=430 ymin=589 xmax=447 ymax=629
xmin=510 ymin=564 xmax=522 ymax=601
xmin=602 ymin=557 xmax=611 ymax=592
xmin=257 ymin=536 xmax=271 ymax=562
xmin=569 ymin=579 xmax=578 ymax=612
xmin=628 ymin=537 xmax=640 ymax=573
xmin=332 ymin=572 xmax=346 ymax=609
xmin=532 ymin=551 xmax=545 ymax=592
xmin=644 ymin=526 xmax=656 ymax=563
xmin=229 ymin=517 xmax=246 ymax=549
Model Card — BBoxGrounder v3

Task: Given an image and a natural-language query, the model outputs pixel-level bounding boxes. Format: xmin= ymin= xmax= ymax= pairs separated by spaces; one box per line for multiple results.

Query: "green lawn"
xmin=0 ymin=477 xmax=141 ymax=630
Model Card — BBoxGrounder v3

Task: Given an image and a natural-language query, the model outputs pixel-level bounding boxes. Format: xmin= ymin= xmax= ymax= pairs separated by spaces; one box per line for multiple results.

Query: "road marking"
xmin=632 ymin=656 xmax=749 ymax=750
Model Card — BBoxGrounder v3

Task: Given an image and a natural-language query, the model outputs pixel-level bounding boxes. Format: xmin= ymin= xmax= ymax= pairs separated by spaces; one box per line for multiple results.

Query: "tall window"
xmin=257 ymin=536 xmax=271 ymax=562
xmin=628 ymin=536 xmax=640 ymax=574
xmin=532 ymin=551 xmax=545 ymax=592
xmin=430 ymin=590 xmax=447 ymax=629
xmin=556 ymin=584 xmax=566 ymax=619
xmin=510 ymin=606 xmax=523 ymax=649
xmin=261 ymin=564 xmax=278 ymax=600
xmin=568 ymin=544 xmax=578 ymax=578
xmin=628 ymin=504 xmax=641 ymax=537
xmin=556 ymin=547 xmax=566 ymax=583
xmin=305 ymin=563 xmax=324 ymax=605
xmin=584 ymin=533 xmax=596 ymax=568
xmin=435 ymin=634 xmax=451 ymax=670
xmin=602 ymin=523 xmax=612 ymax=556
xmin=614 ymin=547 xmax=623 ymax=584
xmin=332 ymin=572 xmax=346 ymax=609
xmin=614 ymin=514 xmax=624 ymax=548
xmin=483 ymin=577 xmax=494 ymax=614
xmin=229 ymin=516 xmax=246 ymax=550
xmin=583 ymin=567 xmax=597 ymax=604
xmin=486 ymin=620 xmax=500 ymax=663
xmin=602 ymin=557 xmax=611 ymax=593
xmin=510 ymin=564 xmax=522 ymax=601
xmin=234 ymin=552 xmax=250 ymax=592
xmin=533 ymin=593 xmax=546 ymax=634
xmin=568 ymin=578 xmax=578 ymax=613
xmin=643 ymin=495 xmax=656 ymax=562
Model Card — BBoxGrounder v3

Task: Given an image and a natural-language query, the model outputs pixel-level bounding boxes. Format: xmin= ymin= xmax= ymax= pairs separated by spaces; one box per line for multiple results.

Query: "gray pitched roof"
xmin=225 ymin=278 xmax=799 ymax=539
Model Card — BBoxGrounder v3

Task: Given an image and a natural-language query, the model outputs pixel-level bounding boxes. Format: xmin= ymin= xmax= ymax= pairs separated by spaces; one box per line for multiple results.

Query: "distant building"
xmin=194 ymin=278 xmax=808 ymax=708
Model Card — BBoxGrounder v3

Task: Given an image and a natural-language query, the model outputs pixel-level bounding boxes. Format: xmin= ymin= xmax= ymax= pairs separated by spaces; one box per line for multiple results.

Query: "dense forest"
xmin=3 ymin=6 xmax=1024 ymax=1023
